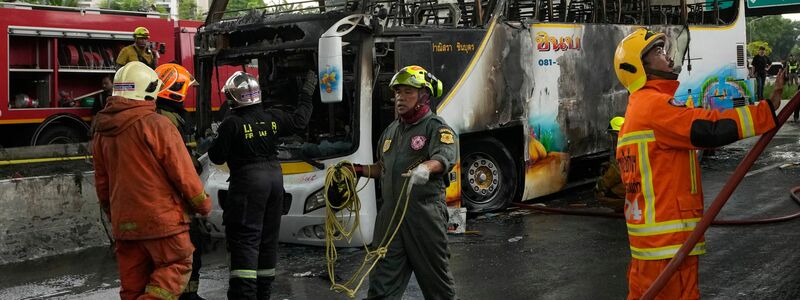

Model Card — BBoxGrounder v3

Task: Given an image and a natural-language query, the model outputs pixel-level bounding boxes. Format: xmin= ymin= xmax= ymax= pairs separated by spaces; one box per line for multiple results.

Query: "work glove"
xmin=404 ymin=164 xmax=430 ymax=187
xmin=302 ymin=70 xmax=318 ymax=96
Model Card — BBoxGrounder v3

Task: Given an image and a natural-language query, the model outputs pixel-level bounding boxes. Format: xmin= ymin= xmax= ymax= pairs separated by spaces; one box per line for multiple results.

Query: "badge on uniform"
xmin=410 ymin=136 xmax=427 ymax=151
xmin=439 ymin=128 xmax=455 ymax=144
xmin=383 ymin=139 xmax=392 ymax=153
xmin=440 ymin=133 xmax=454 ymax=144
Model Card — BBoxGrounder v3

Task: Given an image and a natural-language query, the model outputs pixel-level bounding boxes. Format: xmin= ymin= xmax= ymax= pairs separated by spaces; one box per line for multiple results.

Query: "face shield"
xmin=664 ymin=26 xmax=690 ymax=75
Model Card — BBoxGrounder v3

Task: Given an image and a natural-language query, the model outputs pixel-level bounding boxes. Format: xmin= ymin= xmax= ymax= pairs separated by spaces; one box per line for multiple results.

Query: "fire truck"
xmin=0 ymin=2 xmax=234 ymax=147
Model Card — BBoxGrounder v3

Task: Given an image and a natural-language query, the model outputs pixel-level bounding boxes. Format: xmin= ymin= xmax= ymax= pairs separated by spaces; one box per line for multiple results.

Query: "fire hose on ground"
xmin=515 ymin=91 xmax=800 ymax=299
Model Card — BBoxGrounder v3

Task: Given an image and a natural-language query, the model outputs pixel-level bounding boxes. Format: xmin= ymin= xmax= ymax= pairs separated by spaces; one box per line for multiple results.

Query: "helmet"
xmin=133 ymin=27 xmax=150 ymax=39
xmin=609 ymin=116 xmax=625 ymax=131
xmin=389 ymin=65 xmax=443 ymax=98
xmin=155 ymin=63 xmax=196 ymax=102
xmin=222 ymin=71 xmax=261 ymax=109
xmin=614 ymin=28 xmax=666 ymax=93
xmin=113 ymin=61 xmax=162 ymax=101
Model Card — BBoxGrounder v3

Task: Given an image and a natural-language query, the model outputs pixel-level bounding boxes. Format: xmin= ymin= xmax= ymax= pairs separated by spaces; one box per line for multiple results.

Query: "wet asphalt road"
xmin=3 ymin=104 xmax=800 ymax=299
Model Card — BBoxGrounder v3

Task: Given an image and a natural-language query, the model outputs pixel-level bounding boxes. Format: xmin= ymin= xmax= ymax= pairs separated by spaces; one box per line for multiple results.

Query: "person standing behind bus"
xmin=93 ymin=61 xmax=211 ymax=300
xmin=347 ymin=65 xmax=457 ymax=300
xmin=116 ymin=27 xmax=159 ymax=69
xmin=787 ymin=54 xmax=798 ymax=88
xmin=154 ymin=63 xmax=206 ymax=300
xmin=751 ymin=46 xmax=771 ymax=100
xmin=614 ymin=29 xmax=783 ymax=300
xmin=208 ymin=70 xmax=316 ymax=299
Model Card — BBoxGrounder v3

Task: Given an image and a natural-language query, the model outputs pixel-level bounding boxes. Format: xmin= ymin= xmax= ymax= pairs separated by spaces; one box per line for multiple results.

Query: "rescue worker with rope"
xmin=614 ymin=29 xmax=784 ymax=299
xmin=208 ymin=70 xmax=317 ymax=299
xmin=347 ymin=66 xmax=457 ymax=299
xmin=116 ymin=27 xmax=159 ymax=69
xmin=154 ymin=63 xmax=206 ymax=300
xmin=93 ymin=61 xmax=211 ymax=300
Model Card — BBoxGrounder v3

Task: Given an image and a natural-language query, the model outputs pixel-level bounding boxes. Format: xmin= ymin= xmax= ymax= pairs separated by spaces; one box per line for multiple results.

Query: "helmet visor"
xmin=664 ymin=26 xmax=690 ymax=74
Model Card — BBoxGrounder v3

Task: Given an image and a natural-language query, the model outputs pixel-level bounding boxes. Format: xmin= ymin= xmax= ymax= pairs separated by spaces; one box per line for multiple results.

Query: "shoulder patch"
xmin=440 ymin=132 xmax=455 ymax=144
xmin=383 ymin=139 xmax=392 ymax=153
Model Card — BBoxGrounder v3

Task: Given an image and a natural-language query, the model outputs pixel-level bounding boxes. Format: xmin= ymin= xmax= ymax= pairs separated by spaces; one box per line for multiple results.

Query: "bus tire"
xmin=461 ymin=137 xmax=517 ymax=213
xmin=35 ymin=125 xmax=86 ymax=145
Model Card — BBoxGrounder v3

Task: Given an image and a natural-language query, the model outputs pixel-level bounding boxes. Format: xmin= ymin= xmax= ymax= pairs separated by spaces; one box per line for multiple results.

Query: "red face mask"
xmin=399 ymin=92 xmax=430 ymax=124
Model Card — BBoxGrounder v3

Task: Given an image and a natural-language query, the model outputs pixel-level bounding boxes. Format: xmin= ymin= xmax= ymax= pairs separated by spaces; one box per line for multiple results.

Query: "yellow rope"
xmin=324 ymin=161 xmax=411 ymax=298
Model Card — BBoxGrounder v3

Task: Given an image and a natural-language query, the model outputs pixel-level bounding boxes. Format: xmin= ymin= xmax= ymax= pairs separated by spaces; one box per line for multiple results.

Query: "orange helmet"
xmin=155 ymin=63 xmax=196 ymax=102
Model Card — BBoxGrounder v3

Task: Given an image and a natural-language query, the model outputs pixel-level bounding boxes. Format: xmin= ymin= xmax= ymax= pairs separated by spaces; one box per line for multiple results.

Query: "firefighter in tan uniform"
xmin=350 ymin=66 xmax=457 ymax=300
xmin=613 ymin=29 xmax=784 ymax=299
xmin=116 ymin=27 xmax=158 ymax=69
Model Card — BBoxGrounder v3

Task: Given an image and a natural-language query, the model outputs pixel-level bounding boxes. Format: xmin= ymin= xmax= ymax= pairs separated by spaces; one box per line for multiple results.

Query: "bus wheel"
xmin=34 ymin=125 xmax=86 ymax=145
xmin=461 ymin=137 xmax=517 ymax=213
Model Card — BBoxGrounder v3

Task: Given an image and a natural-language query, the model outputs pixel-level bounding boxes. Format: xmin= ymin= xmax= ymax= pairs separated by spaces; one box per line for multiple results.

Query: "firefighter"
xmin=116 ymin=27 xmax=159 ymax=69
xmin=595 ymin=116 xmax=626 ymax=212
xmin=154 ymin=62 xmax=206 ymax=300
xmin=208 ymin=70 xmax=316 ymax=299
xmin=348 ymin=65 xmax=457 ymax=300
xmin=93 ymin=61 xmax=211 ymax=300
xmin=614 ymin=28 xmax=784 ymax=299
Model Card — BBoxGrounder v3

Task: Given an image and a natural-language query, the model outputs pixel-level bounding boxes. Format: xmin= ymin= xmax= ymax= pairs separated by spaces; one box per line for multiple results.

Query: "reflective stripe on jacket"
xmin=616 ymin=80 xmax=777 ymax=260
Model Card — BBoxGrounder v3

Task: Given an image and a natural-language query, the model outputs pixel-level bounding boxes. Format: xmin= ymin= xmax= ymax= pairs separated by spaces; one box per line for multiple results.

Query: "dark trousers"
xmin=756 ymin=74 xmax=766 ymax=100
xmin=224 ymin=161 xmax=283 ymax=300
xmin=185 ymin=218 xmax=203 ymax=294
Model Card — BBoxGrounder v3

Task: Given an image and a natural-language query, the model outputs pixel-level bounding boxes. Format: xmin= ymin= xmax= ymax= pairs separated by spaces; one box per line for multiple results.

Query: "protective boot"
xmin=257 ymin=276 xmax=275 ymax=300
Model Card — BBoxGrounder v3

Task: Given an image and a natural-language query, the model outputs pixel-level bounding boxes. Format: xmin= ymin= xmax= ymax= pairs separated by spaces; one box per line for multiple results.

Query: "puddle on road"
xmin=0 ymin=275 xmax=89 ymax=299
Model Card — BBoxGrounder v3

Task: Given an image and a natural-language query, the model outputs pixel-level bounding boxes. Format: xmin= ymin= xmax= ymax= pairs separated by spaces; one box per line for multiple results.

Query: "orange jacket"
xmin=93 ymin=96 xmax=211 ymax=240
xmin=616 ymin=80 xmax=777 ymax=260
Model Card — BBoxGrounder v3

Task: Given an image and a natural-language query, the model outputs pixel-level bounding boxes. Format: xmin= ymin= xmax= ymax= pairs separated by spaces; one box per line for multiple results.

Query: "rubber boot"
xmin=257 ymin=276 xmax=274 ymax=300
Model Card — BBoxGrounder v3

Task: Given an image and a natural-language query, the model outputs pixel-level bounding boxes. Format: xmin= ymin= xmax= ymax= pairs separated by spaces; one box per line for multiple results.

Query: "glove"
xmin=404 ymin=164 xmax=430 ymax=187
xmin=302 ymin=70 xmax=318 ymax=96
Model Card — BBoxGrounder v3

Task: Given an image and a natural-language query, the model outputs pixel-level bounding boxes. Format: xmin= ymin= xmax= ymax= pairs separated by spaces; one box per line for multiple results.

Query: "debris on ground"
xmin=508 ymin=236 xmax=523 ymax=243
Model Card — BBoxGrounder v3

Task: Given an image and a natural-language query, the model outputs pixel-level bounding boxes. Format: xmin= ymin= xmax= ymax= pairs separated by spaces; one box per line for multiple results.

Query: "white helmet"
xmin=113 ymin=61 xmax=162 ymax=101
xmin=222 ymin=71 xmax=262 ymax=109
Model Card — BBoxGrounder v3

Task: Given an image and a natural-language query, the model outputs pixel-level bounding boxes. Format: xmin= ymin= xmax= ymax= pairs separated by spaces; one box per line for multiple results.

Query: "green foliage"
xmin=100 ymin=0 xmax=165 ymax=12
xmin=179 ymin=0 xmax=200 ymax=20
xmin=17 ymin=0 xmax=79 ymax=6
xmin=747 ymin=41 xmax=772 ymax=57
xmin=226 ymin=0 xmax=265 ymax=12
xmin=747 ymin=16 xmax=800 ymax=60
xmin=765 ymin=82 xmax=799 ymax=101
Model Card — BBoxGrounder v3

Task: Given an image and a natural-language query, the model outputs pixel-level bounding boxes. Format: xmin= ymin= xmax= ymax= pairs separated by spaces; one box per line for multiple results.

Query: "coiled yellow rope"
xmin=324 ymin=161 xmax=411 ymax=298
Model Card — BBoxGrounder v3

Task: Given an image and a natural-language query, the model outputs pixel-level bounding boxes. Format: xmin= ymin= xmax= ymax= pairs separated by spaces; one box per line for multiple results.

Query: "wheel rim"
xmin=47 ymin=136 xmax=76 ymax=145
xmin=465 ymin=153 xmax=500 ymax=204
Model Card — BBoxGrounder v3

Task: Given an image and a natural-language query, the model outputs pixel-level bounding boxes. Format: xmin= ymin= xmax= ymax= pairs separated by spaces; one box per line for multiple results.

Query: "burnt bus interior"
xmin=208 ymin=48 xmax=359 ymax=162
xmin=366 ymin=0 xmax=738 ymax=26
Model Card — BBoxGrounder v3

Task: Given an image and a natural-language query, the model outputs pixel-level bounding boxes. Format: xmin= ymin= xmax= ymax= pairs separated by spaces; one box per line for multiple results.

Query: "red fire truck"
xmin=0 ymin=2 xmax=233 ymax=147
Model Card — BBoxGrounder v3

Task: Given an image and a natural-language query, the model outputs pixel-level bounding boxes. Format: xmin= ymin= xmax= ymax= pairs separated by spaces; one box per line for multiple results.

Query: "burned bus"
xmin=194 ymin=0 xmax=750 ymax=245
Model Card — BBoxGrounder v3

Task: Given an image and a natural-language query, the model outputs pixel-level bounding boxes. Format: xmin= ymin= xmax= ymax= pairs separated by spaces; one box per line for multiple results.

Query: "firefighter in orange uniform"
xmin=613 ymin=29 xmax=784 ymax=299
xmin=93 ymin=61 xmax=211 ymax=300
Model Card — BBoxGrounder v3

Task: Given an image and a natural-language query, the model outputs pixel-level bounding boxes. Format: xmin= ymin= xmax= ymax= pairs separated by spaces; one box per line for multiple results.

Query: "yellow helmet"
xmin=389 ymin=65 xmax=444 ymax=98
xmin=614 ymin=28 xmax=666 ymax=93
xmin=133 ymin=27 xmax=150 ymax=39
xmin=609 ymin=116 xmax=625 ymax=131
